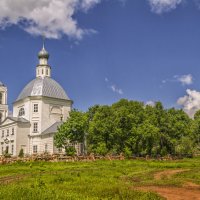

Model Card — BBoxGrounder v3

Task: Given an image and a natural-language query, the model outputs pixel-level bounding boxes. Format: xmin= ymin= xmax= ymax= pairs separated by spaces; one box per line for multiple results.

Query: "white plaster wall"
xmin=41 ymin=98 xmax=72 ymax=133
xmin=16 ymin=125 xmax=30 ymax=156
xmin=41 ymin=134 xmax=54 ymax=154
xmin=13 ymin=99 xmax=30 ymax=120
xmin=29 ymin=136 xmax=43 ymax=154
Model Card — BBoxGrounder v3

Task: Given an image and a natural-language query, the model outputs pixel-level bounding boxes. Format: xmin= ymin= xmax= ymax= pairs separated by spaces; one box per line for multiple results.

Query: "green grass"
xmin=0 ymin=158 xmax=200 ymax=199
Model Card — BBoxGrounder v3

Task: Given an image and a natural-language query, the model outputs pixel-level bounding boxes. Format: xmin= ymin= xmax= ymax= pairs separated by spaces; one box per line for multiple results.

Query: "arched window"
xmin=19 ymin=108 xmax=25 ymax=117
xmin=42 ymin=69 xmax=44 ymax=75
xmin=0 ymin=93 xmax=2 ymax=104
xmin=46 ymin=69 xmax=48 ymax=76
xmin=0 ymin=113 xmax=2 ymax=123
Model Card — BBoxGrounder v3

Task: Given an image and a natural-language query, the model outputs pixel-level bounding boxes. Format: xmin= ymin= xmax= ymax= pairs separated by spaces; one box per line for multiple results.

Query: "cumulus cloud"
xmin=148 ymin=0 xmax=183 ymax=14
xmin=105 ymin=77 xmax=123 ymax=95
xmin=177 ymin=89 xmax=200 ymax=117
xmin=176 ymin=74 xmax=193 ymax=85
xmin=0 ymin=0 xmax=101 ymax=39
xmin=162 ymin=74 xmax=193 ymax=86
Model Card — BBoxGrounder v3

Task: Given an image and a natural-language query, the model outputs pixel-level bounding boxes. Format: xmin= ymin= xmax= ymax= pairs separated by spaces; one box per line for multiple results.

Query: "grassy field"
xmin=0 ymin=158 xmax=200 ymax=200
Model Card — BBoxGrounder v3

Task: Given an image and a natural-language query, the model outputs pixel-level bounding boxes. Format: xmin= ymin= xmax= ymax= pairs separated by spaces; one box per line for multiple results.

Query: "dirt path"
xmin=138 ymin=186 xmax=200 ymax=200
xmin=135 ymin=169 xmax=200 ymax=200
xmin=154 ymin=169 xmax=188 ymax=180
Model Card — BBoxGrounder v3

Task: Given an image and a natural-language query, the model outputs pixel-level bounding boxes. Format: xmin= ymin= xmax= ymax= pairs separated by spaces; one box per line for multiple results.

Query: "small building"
xmin=0 ymin=43 xmax=79 ymax=156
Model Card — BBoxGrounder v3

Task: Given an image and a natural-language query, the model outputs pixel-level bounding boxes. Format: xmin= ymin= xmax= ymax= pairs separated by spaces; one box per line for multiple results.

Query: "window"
xmin=33 ymin=104 xmax=38 ymax=113
xmin=0 ymin=113 xmax=2 ymax=123
xmin=1 ymin=147 xmax=3 ymax=154
xmin=0 ymin=93 xmax=2 ymax=104
xmin=19 ymin=108 xmax=25 ymax=116
xmin=33 ymin=145 xmax=37 ymax=154
xmin=6 ymin=129 xmax=9 ymax=136
xmin=46 ymin=69 xmax=48 ymax=76
xmin=11 ymin=145 xmax=14 ymax=155
xmin=42 ymin=69 xmax=44 ymax=75
xmin=33 ymin=122 xmax=38 ymax=132
xmin=2 ymin=130 xmax=4 ymax=138
xmin=11 ymin=128 xmax=14 ymax=135
xmin=5 ymin=146 xmax=9 ymax=154
xmin=45 ymin=144 xmax=48 ymax=152
xmin=58 ymin=148 xmax=62 ymax=153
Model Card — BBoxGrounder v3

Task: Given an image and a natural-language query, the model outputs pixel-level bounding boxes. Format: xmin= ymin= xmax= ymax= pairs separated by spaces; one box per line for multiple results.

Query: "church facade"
xmin=0 ymin=44 xmax=78 ymax=156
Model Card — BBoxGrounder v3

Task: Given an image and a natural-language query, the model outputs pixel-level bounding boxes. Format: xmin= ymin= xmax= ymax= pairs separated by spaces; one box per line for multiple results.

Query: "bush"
xmin=65 ymin=146 xmax=76 ymax=156
xmin=18 ymin=149 xmax=24 ymax=158
xmin=175 ymin=137 xmax=194 ymax=156
xmin=3 ymin=148 xmax=11 ymax=158
xmin=124 ymin=147 xmax=132 ymax=158
xmin=95 ymin=143 xmax=108 ymax=156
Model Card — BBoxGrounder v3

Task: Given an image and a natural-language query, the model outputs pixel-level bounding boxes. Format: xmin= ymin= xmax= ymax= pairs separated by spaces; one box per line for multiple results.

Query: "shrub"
xmin=65 ymin=146 xmax=76 ymax=156
xmin=95 ymin=143 xmax=108 ymax=156
xmin=18 ymin=148 xmax=24 ymax=158
xmin=124 ymin=147 xmax=132 ymax=158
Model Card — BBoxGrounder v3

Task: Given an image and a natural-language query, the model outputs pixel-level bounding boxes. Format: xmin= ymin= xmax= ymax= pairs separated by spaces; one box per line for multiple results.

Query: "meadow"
xmin=0 ymin=158 xmax=200 ymax=200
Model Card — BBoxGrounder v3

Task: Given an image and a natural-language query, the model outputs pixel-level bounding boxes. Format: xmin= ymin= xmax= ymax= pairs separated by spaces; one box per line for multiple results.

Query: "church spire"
xmin=36 ymin=37 xmax=51 ymax=78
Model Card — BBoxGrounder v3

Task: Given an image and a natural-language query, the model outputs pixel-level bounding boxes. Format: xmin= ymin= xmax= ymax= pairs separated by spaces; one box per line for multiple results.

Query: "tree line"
xmin=54 ymin=99 xmax=200 ymax=157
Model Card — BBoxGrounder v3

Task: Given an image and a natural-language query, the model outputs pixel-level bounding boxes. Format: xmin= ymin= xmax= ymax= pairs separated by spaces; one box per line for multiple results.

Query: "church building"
xmin=0 ymin=44 xmax=77 ymax=156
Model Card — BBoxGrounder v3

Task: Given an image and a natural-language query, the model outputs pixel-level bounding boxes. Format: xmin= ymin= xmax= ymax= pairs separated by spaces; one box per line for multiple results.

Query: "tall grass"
xmin=0 ymin=158 xmax=200 ymax=199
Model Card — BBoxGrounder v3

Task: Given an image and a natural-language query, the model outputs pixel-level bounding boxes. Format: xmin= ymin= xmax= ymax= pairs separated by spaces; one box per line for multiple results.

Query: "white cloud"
xmin=162 ymin=74 xmax=193 ymax=86
xmin=81 ymin=0 xmax=101 ymax=11
xmin=105 ymin=78 xmax=123 ymax=95
xmin=148 ymin=0 xmax=183 ymax=14
xmin=0 ymin=0 xmax=101 ymax=39
xmin=145 ymin=101 xmax=156 ymax=106
xmin=177 ymin=89 xmax=200 ymax=117
xmin=176 ymin=74 xmax=193 ymax=85
xmin=110 ymin=85 xmax=123 ymax=95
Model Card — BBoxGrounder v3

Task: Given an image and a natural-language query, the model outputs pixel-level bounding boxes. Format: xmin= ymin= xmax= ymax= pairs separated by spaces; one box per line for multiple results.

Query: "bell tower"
xmin=0 ymin=82 xmax=8 ymax=123
xmin=36 ymin=37 xmax=51 ymax=78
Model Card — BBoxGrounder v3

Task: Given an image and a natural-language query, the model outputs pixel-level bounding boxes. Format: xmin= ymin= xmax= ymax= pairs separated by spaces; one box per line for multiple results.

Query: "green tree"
xmin=54 ymin=110 xmax=88 ymax=153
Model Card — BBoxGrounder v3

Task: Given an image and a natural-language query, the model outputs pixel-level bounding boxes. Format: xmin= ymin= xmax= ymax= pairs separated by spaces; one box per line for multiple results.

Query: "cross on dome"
xmin=38 ymin=36 xmax=49 ymax=60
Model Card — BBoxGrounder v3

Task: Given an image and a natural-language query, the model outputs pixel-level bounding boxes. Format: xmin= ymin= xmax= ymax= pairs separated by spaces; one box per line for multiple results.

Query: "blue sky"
xmin=1 ymin=0 xmax=200 ymax=115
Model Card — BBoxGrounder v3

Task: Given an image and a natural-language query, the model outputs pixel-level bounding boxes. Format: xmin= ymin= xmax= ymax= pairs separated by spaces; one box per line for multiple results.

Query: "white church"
xmin=0 ymin=43 xmax=78 ymax=156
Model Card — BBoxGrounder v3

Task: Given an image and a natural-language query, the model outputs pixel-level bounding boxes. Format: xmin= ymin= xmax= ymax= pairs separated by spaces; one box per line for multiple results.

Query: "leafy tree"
xmin=54 ymin=99 xmax=197 ymax=157
xmin=54 ymin=110 xmax=88 ymax=153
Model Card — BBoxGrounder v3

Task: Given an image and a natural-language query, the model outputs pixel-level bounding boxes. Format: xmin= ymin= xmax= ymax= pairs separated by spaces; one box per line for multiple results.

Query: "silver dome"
xmin=38 ymin=47 xmax=49 ymax=59
xmin=16 ymin=77 xmax=70 ymax=101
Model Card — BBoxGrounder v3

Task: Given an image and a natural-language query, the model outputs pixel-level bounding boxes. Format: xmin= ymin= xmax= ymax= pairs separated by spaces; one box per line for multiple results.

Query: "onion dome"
xmin=38 ymin=46 xmax=49 ymax=60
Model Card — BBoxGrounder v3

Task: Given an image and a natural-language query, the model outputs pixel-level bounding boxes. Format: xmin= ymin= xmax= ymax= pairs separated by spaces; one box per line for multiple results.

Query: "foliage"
xmin=3 ymin=148 xmax=11 ymax=158
xmin=54 ymin=99 xmax=200 ymax=157
xmin=65 ymin=146 xmax=76 ymax=156
xmin=18 ymin=149 xmax=24 ymax=158
xmin=54 ymin=110 xmax=88 ymax=149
